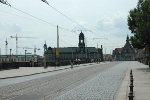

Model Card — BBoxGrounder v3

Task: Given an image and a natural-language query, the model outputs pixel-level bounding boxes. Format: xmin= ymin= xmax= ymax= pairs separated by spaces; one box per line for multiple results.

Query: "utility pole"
xmin=57 ymin=25 xmax=59 ymax=55
xmin=56 ymin=25 xmax=59 ymax=67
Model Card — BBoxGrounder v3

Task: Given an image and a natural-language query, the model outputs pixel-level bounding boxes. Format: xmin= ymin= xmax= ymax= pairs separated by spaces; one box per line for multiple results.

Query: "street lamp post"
xmin=10 ymin=49 xmax=12 ymax=61
xmin=25 ymin=50 xmax=27 ymax=62
xmin=0 ymin=48 xmax=1 ymax=56
xmin=44 ymin=46 xmax=46 ymax=68
xmin=25 ymin=50 xmax=27 ymax=67
xmin=72 ymin=48 xmax=73 ymax=59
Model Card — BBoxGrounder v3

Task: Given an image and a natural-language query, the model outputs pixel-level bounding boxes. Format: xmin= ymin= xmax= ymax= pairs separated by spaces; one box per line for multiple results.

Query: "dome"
xmin=48 ymin=47 xmax=52 ymax=50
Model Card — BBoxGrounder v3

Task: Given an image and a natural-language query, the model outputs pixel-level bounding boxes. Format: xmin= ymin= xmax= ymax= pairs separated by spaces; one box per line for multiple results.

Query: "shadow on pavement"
xmin=136 ymin=67 xmax=150 ymax=72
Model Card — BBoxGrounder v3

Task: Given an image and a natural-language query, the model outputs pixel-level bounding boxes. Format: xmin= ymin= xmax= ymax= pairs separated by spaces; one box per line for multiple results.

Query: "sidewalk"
xmin=0 ymin=63 xmax=100 ymax=79
xmin=115 ymin=61 xmax=150 ymax=100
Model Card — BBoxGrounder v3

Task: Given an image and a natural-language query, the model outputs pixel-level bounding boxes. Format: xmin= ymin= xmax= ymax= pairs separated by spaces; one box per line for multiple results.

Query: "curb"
xmin=0 ymin=64 xmax=91 ymax=79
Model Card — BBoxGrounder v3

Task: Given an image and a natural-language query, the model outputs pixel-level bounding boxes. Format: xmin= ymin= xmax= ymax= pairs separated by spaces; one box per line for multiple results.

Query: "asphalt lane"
xmin=0 ymin=61 xmax=129 ymax=100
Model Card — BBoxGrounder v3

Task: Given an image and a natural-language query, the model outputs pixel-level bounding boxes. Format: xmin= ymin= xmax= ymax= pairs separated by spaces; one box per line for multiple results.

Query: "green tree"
xmin=127 ymin=0 xmax=150 ymax=49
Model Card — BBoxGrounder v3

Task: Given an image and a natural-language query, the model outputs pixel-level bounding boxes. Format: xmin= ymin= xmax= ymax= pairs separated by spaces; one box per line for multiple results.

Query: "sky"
xmin=0 ymin=0 xmax=138 ymax=56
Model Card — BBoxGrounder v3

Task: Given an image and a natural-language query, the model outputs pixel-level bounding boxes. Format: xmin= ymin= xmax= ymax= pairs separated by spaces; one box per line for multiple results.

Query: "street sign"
xmin=145 ymin=45 xmax=149 ymax=56
xmin=56 ymin=48 xmax=59 ymax=56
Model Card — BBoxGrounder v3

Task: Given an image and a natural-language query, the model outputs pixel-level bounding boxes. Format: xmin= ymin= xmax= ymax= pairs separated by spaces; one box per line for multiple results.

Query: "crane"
xmin=93 ymin=38 xmax=108 ymax=40
xmin=18 ymin=46 xmax=40 ymax=55
xmin=10 ymin=34 xmax=35 ymax=55
xmin=32 ymin=45 xmax=40 ymax=55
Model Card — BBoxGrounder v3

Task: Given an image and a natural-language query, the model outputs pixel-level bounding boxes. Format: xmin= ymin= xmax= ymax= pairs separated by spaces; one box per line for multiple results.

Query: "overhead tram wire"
xmin=41 ymin=0 xmax=93 ymax=32
xmin=1 ymin=5 xmax=79 ymax=34
xmin=0 ymin=9 xmax=56 ymax=27
xmin=46 ymin=4 xmax=88 ymax=31
xmin=1 ymin=1 xmax=106 ymax=39
xmin=90 ymin=12 xmax=128 ymax=31
xmin=0 ymin=9 xmax=85 ymax=36
xmin=11 ymin=6 xmax=56 ymax=27
xmin=1 ymin=8 xmax=74 ymax=34
xmin=0 ymin=7 xmax=77 ymax=47
xmin=10 ymin=6 xmax=85 ymax=34
xmin=0 ymin=10 xmax=76 ymax=47
xmin=42 ymin=0 xmax=120 ymax=49
xmin=2 ymin=1 xmax=118 ymax=47
xmin=84 ymin=12 xmax=128 ymax=47
xmin=59 ymin=39 xmax=75 ymax=47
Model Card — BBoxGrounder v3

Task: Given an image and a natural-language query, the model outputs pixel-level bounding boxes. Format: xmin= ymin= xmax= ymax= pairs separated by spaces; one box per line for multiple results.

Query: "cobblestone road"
xmin=0 ymin=61 xmax=129 ymax=100
xmin=54 ymin=61 xmax=130 ymax=100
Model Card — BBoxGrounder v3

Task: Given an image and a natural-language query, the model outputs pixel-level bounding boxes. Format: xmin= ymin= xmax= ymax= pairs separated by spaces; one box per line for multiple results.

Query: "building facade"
xmin=112 ymin=35 xmax=136 ymax=61
xmin=0 ymin=54 xmax=37 ymax=67
xmin=44 ymin=31 xmax=103 ymax=64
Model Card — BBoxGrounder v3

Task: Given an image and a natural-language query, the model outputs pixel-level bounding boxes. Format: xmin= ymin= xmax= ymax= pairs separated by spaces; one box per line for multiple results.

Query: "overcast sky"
xmin=0 ymin=0 xmax=138 ymax=56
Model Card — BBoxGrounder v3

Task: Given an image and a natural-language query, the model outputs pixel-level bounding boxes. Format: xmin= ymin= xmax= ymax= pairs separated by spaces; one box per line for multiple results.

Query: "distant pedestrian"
xmin=29 ymin=60 xmax=32 ymax=67
xmin=70 ymin=59 xmax=74 ymax=69
xmin=32 ymin=59 xmax=34 ymax=67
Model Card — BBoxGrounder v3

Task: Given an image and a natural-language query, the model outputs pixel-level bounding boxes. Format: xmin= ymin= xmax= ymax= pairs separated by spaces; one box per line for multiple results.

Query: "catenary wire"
xmin=1 ymin=3 xmax=119 ymax=48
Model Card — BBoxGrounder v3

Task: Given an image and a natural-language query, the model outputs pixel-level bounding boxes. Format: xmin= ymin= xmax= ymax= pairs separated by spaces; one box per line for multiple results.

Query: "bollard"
xmin=130 ymin=69 xmax=132 ymax=75
xmin=130 ymin=73 xmax=132 ymax=77
xmin=130 ymin=76 xmax=134 ymax=84
xmin=129 ymin=82 xmax=134 ymax=92
xmin=130 ymin=74 xmax=133 ymax=79
xmin=128 ymin=91 xmax=134 ymax=100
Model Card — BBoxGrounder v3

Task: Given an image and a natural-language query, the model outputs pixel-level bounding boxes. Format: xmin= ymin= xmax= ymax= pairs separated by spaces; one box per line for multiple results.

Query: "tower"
xmin=126 ymin=34 xmax=129 ymax=43
xmin=78 ymin=31 xmax=85 ymax=52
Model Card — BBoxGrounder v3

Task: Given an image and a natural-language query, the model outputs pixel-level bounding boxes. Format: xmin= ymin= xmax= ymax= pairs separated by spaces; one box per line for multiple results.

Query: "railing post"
xmin=130 ymin=74 xmax=134 ymax=84
xmin=129 ymin=82 xmax=134 ymax=92
xmin=128 ymin=69 xmax=134 ymax=100
xmin=128 ymin=91 xmax=134 ymax=100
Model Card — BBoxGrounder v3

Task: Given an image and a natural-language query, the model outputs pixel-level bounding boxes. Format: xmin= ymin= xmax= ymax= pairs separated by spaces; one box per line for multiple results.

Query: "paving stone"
xmin=54 ymin=62 xmax=129 ymax=100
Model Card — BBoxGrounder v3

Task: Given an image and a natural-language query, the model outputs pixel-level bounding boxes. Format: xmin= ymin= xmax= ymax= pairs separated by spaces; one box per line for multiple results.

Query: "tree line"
xmin=127 ymin=0 xmax=150 ymax=49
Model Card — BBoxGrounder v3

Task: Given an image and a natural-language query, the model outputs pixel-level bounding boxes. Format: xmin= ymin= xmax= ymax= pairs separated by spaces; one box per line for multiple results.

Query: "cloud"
xmin=94 ymin=12 xmax=129 ymax=37
xmin=73 ymin=20 xmax=88 ymax=31
xmin=95 ymin=16 xmax=114 ymax=30
xmin=0 ymin=23 xmax=22 ymax=33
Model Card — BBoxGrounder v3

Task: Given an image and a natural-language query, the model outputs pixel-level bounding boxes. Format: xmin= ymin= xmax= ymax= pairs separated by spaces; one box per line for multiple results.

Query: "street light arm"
xmin=10 ymin=36 xmax=35 ymax=38
xmin=41 ymin=0 xmax=49 ymax=5
xmin=0 ymin=0 xmax=11 ymax=6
